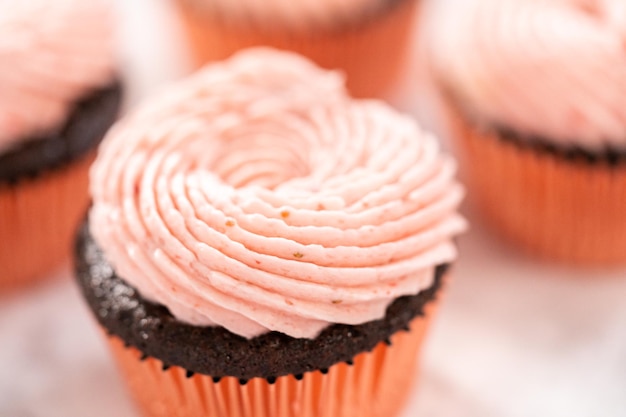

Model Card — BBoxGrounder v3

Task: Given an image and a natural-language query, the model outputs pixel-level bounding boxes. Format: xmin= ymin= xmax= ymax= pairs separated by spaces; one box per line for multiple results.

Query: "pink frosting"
xmin=90 ymin=49 xmax=466 ymax=339
xmin=431 ymin=0 xmax=626 ymax=151
xmin=183 ymin=0 xmax=383 ymax=30
xmin=0 ymin=0 xmax=116 ymax=152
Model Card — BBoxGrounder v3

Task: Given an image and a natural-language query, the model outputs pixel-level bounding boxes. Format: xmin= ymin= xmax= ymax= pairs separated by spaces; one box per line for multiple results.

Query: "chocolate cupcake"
xmin=430 ymin=0 xmax=626 ymax=265
xmin=76 ymin=48 xmax=465 ymax=417
xmin=0 ymin=0 xmax=122 ymax=291
xmin=172 ymin=0 xmax=420 ymax=98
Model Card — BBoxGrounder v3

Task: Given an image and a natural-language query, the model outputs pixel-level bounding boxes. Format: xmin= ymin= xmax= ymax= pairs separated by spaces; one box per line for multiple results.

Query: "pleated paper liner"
xmin=173 ymin=0 xmax=419 ymax=98
xmin=106 ymin=300 xmax=437 ymax=417
xmin=0 ymin=153 xmax=94 ymax=292
xmin=443 ymin=96 xmax=626 ymax=265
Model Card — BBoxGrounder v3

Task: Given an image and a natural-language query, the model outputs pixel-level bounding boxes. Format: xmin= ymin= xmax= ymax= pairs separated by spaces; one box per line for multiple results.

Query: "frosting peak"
xmin=0 ymin=0 xmax=116 ymax=151
xmin=431 ymin=0 xmax=626 ymax=151
xmin=90 ymin=49 xmax=465 ymax=339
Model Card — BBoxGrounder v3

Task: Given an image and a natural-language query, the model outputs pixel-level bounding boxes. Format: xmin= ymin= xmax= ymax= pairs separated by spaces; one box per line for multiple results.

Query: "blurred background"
xmin=1 ymin=0 xmax=626 ymax=416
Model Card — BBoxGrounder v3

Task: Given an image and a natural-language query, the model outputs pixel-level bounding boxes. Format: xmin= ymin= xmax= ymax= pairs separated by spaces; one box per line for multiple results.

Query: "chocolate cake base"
xmin=74 ymin=221 xmax=446 ymax=381
xmin=0 ymin=81 xmax=123 ymax=184
xmin=491 ymin=124 xmax=626 ymax=166
xmin=439 ymin=85 xmax=626 ymax=166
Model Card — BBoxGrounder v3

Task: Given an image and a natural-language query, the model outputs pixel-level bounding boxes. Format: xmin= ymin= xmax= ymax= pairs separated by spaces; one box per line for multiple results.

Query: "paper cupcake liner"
xmin=444 ymin=98 xmax=626 ymax=265
xmin=173 ymin=0 xmax=418 ymax=98
xmin=0 ymin=154 xmax=94 ymax=291
xmin=106 ymin=300 xmax=437 ymax=417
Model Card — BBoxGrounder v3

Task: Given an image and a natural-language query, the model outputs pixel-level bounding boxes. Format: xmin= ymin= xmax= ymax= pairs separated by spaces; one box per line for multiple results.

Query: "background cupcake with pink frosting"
xmin=75 ymin=48 xmax=466 ymax=417
xmin=171 ymin=0 xmax=420 ymax=98
xmin=0 ymin=0 xmax=122 ymax=291
xmin=430 ymin=0 xmax=626 ymax=265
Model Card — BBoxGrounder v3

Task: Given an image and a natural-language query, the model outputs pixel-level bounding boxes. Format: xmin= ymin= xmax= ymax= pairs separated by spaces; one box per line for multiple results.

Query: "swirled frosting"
xmin=0 ymin=0 xmax=116 ymax=152
xmin=90 ymin=49 xmax=466 ymax=339
xmin=183 ymin=0 xmax=383 ymax=31
xmin=431 ymin=0 xmax=626 ymax=151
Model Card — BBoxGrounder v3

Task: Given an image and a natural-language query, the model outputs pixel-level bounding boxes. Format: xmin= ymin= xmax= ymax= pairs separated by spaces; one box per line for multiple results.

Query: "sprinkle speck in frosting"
xmin=89 ymin=48 xmax=466 ymax=339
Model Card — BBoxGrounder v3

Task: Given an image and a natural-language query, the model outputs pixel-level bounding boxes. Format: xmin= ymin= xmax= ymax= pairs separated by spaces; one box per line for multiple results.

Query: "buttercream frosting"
xmin=0 ymin=0 xmax=116 ymax=152
xmin=431 ymin=0 xmax=626 ymax=151
xmin=90 ymin=48 xmax=465 ymax=339
xmin=183 ymin=0 xmax=384 ymax=31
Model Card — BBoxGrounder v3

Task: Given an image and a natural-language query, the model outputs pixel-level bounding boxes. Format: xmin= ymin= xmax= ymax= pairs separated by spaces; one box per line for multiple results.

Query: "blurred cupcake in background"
xmin=430 ymin=0 xmax=626 ymax=265
xmin=75 ymin=48 xmax=466 ymax=417
xmin=171 ymin=0 xmax=420 ymax=98
xmin=0 ymin=0 xmax=122 ymax=292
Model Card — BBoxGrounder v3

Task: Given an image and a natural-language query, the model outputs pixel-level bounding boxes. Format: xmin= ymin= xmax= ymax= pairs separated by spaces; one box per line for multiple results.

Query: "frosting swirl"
xmin=431 ymin=0 xmax=626 ymax=151
xmin=182 ymin=0 xmax=384 ymax=31
xmin=90 ymin=49 xmax=465 ymax=339
xmin=0 ymin=0 xmax=116 ymax=152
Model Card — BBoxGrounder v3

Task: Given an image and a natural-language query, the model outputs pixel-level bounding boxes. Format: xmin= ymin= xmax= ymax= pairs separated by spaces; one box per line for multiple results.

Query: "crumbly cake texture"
xmin=445 ymin=88 xmax=626 ymax=165
xmin=444 ymin=95 xmax=626 ymax=264
xmin=75 ymin=222 xmax=446 ymax=381
xmin=0 ymin=82 xmax=122 ymax=291
xmin=0 ymin=82 xmax=123 ymax=184
xmin=492 ymin=124 xmax=626 ymax=165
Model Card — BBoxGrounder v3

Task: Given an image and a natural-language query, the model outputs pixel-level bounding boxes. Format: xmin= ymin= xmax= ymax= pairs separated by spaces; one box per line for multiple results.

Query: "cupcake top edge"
xmin=89 ymin=48 xmax=466 ymax=340
xmin=0 ymin=0 xmax=117 ymax=152
xmin=430 ymin=0 xmax=626 ymax=152
xmin=76 ymin=223 xmax=448 ymax=380
xmin=179 ymin=0 xmax=391 ymax=31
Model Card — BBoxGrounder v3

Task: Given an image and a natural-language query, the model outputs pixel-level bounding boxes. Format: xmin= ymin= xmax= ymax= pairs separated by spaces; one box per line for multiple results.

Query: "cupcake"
xmin=0 ymin=0 xmax=121 ymax=291
xmin=75 ymin=48 xmax=466 ymax=417
xmin=171 ymin=0 xmax=420 ymax=98
xmin=430 ymin=0 xmax=626 ymax=265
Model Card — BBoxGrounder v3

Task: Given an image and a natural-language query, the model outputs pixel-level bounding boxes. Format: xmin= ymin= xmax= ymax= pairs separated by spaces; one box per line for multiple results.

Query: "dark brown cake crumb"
xmin=491 ymin=124 xmax=626 ymax=166
xmin=443 ymin=85 xmax=626 ymax=166
xmin=0 ymin=81 xmax=123 ymax=184
xmin=74 ymin=221 xmax=446 ymax=380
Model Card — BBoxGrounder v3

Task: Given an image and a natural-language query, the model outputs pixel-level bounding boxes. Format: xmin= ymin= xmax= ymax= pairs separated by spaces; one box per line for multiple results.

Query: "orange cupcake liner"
xmin=173 ymin=0 xmax=419 ymax=98
xmin=106 ymin=299 xmax=438 ymax=417
xmin=0 ymin=154 xmax=94 ymax=292
xmin=444 ymin=98 xmax=626 ymax=265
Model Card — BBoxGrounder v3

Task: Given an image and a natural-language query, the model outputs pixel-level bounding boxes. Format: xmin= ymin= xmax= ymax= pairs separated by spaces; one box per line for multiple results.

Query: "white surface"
xmin=2 ymin=1 xmax=626 ymax=416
